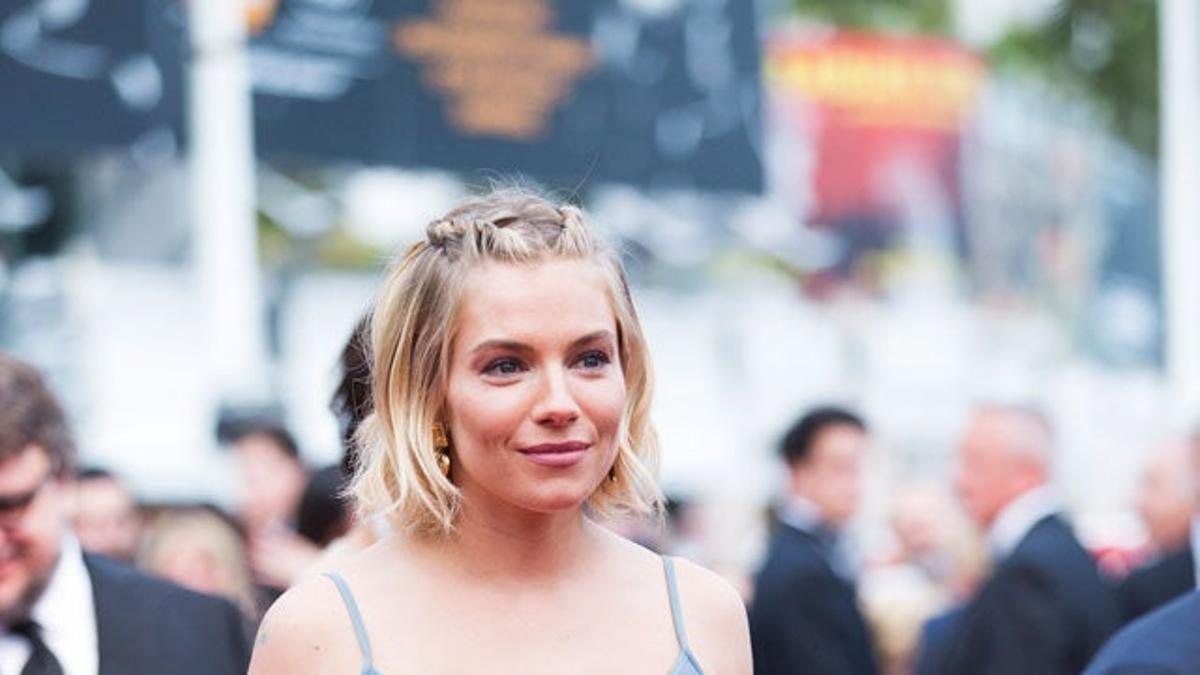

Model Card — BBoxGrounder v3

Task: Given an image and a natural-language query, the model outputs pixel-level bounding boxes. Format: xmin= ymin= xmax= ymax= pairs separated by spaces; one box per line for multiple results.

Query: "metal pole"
xmin=1160 ymin=0 xmax=1200 ymax=427
xmin=188 ymin=0 xmax=270 ymax=405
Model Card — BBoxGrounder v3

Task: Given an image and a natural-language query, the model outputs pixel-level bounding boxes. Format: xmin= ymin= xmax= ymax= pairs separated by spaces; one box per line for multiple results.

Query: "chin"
xmin=518 ymin=481 xmax=598 ymax=514
xmin=527 ymin=493 xmax=591 ymax=514
xmin=0 ymin=578 xmax=33 ymax=622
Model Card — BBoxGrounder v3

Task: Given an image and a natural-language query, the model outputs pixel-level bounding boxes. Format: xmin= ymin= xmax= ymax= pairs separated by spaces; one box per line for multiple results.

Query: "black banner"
xmin=1 ymin=0 xmax=763 ymax=192
xmin=246 ymin=0 xmax=763 ymax=192
xmin=0 ymin=0 xmax=183 ymax=155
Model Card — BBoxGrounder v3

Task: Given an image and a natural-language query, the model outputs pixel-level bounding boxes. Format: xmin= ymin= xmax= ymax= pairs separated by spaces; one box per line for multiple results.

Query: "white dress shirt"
xmin=776 ymin=494 xmax=824 ymax=534
xmin=987 ymin=485 xmax=1059 ymax=561
xmin=0 ymin=534 xmax=99 ymax=675
xmin=777 ymin=494 xmax=857 ymax=579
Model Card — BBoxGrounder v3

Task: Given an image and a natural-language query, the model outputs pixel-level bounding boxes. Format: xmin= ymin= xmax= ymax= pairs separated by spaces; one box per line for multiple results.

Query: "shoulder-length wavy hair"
xmin=351 ymin=188 xmax=662 ymax=536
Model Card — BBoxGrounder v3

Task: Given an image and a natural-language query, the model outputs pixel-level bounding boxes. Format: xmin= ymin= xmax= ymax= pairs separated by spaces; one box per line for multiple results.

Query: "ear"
xmin=785 ymin=459 xmax=810 ymax=489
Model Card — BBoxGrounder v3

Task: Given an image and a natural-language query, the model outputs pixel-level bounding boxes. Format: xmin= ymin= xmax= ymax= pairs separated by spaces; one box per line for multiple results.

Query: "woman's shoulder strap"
xmin=660 ymin=556 xmax=693 ymax=653
xmin=323 ymin=572 xmax=377 ymax=673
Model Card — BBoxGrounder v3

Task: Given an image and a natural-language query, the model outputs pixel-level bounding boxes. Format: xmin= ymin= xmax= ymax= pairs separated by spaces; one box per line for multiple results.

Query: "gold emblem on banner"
xmin=394 ymin=0 xmax=594 ymax=140
xmin=245 ymin=0 xmax=280 ymax=35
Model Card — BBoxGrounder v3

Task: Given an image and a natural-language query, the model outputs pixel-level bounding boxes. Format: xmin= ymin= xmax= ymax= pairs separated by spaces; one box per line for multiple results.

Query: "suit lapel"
xmin=775 ymin=519 xmax=857 ymax=594
xmin=85 ymin=556 xmax=146 ymax=675
xmin=1185 ymin=540 xmax=1197 ymax=590
xmin=943 ymin=515 xmax=1064 ymax=668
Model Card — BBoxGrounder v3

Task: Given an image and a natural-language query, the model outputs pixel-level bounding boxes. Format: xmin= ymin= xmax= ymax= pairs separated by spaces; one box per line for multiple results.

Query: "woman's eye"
xmin=483 ymin=358 xmax=524 ymax=376
xmin=576 ymin=350 xmax=611 ymax=370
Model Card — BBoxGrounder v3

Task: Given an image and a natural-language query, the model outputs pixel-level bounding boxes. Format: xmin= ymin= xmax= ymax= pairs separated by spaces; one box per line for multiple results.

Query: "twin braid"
xmin=422 ymin=195 xmax=590 ymax=261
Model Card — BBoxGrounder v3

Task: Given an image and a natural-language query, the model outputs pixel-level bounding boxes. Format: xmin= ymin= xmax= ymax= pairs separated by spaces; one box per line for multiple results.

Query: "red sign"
xmin=766 ymin=31 xmax=984 ymax=226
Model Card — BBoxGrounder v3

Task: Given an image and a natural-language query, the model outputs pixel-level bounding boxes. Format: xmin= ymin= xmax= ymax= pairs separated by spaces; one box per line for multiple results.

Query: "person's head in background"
xmin=137 ymin=506 xmax=256 ymax=619
xmin=295 ymin=465 xmax=352 ymax=548
xmin=1134 ymin=440 xmax=1194 ymax=554
xmin=72 ymin=467 xmax=141 ymax=562
xmin=330 ymin=315 xmax=371 ymax=480
xmin=228 ymin=422 xmax=308 ymax=533
xmin=887 ymin=480 xmax=988 ymax=597
xmin=890 ymin=481 xmax=955 ymax=562
xmin=955 ymin=404 xmax=1053 ymax=528
xmin=780 ymin=405 xmax=869 ymax=529
xmin=0 ymin=354 xmax=76 ymax=624
xmin=297 ymin=318 xmax=381 ymax=566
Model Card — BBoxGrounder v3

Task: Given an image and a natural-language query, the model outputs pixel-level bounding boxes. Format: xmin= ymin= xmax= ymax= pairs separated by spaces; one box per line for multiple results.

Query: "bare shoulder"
xmin=247 ymin=574 xmax=361 ymax=675
xmin=670 ymin=557 xmax=753 ymax=675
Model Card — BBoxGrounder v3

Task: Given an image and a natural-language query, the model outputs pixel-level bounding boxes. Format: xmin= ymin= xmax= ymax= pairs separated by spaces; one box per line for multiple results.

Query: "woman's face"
xmin=443 ymin=258 xmax=626 ymax=517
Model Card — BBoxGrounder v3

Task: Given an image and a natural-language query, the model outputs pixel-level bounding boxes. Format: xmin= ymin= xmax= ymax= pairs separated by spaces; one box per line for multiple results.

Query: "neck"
xmin=419 ymin=496 xmax=599 ymax=584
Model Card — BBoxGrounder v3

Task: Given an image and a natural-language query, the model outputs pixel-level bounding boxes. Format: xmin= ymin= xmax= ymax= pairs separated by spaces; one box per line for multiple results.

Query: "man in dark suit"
xmin=750 ymin=406 xmax=878 ymax=675
xmin=1117 ymin=540 xmax=1194 ymax=622
xmin=939 ymin=405 xmax=1121 ymax=675
xmin=1084 ymin=591 xmax=1200 ymax=675
xmin=912 ymin=606 xmax=962 ymax=675
xmin=0 ymin=354 xmax=250 ymax=674
xmin=1116 ymin=439 xmax=1196 ymax=622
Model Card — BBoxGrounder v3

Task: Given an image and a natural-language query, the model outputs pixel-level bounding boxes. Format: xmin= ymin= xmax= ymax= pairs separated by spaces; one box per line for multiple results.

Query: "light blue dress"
xmin=324 ymin=556 xmax=704 ymax=674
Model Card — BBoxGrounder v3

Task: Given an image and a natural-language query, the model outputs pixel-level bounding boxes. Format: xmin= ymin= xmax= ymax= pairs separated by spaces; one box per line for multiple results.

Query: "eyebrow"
xmin=466 ymin=330 xmax=617 ymax=357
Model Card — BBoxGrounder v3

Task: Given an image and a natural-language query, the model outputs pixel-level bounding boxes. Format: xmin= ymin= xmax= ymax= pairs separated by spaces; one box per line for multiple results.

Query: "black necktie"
xmin=10 ymin=621 xmax=65 ymax=675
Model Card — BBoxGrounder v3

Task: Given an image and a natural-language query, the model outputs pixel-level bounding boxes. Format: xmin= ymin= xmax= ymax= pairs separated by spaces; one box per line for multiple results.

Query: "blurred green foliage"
xmin=788 ymin=0 xmax=1160 ymax=157
xmin=787 ymin=0 xmax=953 ymax=33
xmin=989 ymin=0 xmax=1158 ymax=157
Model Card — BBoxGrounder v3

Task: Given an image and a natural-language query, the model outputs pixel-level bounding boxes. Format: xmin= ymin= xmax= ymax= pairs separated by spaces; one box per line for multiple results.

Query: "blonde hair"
xmin=352 ymin=188 xmax=662 ymax=536
xmin=137 ymin=508 xmax=256 ymax=618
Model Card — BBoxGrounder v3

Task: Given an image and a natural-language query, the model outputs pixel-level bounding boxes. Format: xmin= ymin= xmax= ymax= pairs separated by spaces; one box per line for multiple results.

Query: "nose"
xmin=532 ymin=366 xmax=581 ymax=427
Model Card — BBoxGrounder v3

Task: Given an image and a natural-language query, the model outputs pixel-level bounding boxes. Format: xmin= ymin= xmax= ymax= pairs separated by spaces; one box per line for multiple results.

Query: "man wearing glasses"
xmin=0 ymin=354 xmax=250 ymax=674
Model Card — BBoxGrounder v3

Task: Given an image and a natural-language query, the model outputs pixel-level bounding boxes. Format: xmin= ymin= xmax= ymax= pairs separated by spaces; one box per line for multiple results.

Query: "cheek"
xmin=579 ymin=379 xmax=627 ymax=436
xmin=446 ymin=382 xmax=530 ymax=447
xmin=28 ymin=490 xmax=67 ymax=541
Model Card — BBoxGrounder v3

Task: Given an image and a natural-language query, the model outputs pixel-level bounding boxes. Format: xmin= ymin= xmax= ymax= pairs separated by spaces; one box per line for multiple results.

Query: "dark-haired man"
xmin=228 ymin=423 xmax=309 ymax=537
xmin=228 ymin=422 xmax=319 ymax=605
xmin=72 ymin=468 xmax=141 ymax=562
xmin=750 ymin=405 xmax=878 ymax=675
xmin=0 ymin=354 xmax=249 ymax=674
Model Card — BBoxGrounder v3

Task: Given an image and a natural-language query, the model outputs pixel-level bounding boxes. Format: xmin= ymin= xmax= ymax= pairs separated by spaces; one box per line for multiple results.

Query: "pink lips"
xmin=518 ymin=441 xmax=590 ymax=468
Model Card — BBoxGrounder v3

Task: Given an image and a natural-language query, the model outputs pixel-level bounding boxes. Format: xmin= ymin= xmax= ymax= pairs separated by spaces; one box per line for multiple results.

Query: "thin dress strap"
xmin=324 ymin=572 xmax=378 ymax=675
xmin=661 ymin=556 xmax=692 ymax=653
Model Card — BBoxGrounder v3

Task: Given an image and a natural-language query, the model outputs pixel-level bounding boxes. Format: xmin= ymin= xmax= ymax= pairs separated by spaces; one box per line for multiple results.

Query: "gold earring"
xmin=433 ymin=423 xmax=450 ymax=477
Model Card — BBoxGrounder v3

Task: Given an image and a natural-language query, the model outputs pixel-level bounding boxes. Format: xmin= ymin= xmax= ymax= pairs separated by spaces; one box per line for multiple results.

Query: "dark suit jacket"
xmin=1116 ymin=544 xmax=1194 ymax=623
xmin=938 ymin=515 xmax=1121 ymax=675
xmin=86 ymin=555 xmax=251 ymax=675
xmin=913 ymin=606 xmax=963 ymax=675
xmin=1084 ymin=591 xmax=1200 ymax=675
xmin=749 ymin=520 xmax=878 ymax=675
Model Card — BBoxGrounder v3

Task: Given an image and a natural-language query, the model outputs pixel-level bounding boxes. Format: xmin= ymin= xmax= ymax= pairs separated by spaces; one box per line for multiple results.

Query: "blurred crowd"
xmin=58 ymin=389 xmax=1200 ymax=675
xmin=746 ymin=405 xmax=1199 ymax=675
xmin=72 ymin=421 xmax=351 ymax=621
xmin=2 ymin=303 xmax=1196 ymax=674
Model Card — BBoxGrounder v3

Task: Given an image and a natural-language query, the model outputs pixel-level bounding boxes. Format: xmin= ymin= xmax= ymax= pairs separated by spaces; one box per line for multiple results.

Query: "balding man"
xmin=1117 ymin=439 xmax=1197 ymax=622
xmin=1083 ymin=430 xmax=1200 ymax=674
xmin=937 ymin=406 xmax=1120 ymax=675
